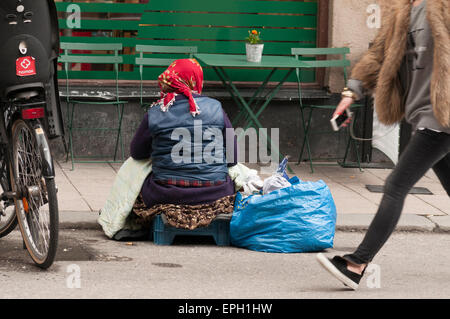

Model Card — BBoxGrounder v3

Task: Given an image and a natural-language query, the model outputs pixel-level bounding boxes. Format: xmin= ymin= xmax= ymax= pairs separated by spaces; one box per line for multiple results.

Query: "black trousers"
xmin=345 ymin=129 xmax=450 ymax=264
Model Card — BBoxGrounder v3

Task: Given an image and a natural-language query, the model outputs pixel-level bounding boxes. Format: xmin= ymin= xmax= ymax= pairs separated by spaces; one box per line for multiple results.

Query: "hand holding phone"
xmin=330 ymin=108 xmax=353 ymax=131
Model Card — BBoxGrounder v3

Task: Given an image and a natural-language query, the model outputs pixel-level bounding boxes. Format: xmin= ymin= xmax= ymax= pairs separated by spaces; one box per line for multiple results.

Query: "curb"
xmin=59 ymin=211 xmax=102 ymax=230
xmin=60 ymin=221 xmax=102 ymax=230
xmin=427 ymin=216 xmax=450 ymax=232
xmin=335 ymin=213 xmax=446 ymax=233
xmin=58 ymin=212 xmax=449 ymax=233
xmin=335 ymin=225 xmax=447 ymax=233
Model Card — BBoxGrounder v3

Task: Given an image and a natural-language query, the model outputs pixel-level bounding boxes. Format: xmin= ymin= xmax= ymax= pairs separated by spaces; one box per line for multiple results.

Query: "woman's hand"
xmin=333 ymin=97 xmax=354 ymax=127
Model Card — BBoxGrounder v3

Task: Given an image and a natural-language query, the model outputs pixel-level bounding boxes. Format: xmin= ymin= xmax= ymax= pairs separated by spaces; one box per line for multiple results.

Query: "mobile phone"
xmin=330 ymin=108 xmax=353 ymax=131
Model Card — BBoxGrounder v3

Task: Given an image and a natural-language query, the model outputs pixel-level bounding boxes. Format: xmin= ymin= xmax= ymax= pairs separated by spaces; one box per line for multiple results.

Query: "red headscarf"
xmin=151 ymin=58 xmax=204 ymax=117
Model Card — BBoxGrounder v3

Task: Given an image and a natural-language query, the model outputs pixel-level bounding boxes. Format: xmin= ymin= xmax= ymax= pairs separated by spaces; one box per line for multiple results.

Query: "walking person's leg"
xmin=431 ymin=153 xmax=450 ymax=196
xmin=317 ymin=129 xmax=450 ymax=289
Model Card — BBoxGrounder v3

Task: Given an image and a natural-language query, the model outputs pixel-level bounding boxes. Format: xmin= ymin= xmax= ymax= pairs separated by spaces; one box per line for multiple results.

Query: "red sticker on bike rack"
xmin=16 ymin=56 xmax=36 ymax=77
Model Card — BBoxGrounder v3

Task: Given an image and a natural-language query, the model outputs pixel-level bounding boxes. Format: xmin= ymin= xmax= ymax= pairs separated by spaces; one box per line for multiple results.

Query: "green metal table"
xmin=194 ymin=53 xmax=310 ymax=168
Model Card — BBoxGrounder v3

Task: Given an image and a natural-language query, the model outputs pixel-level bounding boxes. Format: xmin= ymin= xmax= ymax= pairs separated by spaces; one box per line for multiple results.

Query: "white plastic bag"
xmin=263 ymin=174 xmax=291 ymax=194
xmin=261 ymin=156 xmax=291 ymax=194
xmin=243 ymin=174 xmax=264 ymax=196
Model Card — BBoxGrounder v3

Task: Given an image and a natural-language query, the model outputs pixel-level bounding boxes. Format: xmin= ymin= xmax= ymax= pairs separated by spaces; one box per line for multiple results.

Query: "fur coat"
xmin=351 ymin=0 xmax=450 ymax=127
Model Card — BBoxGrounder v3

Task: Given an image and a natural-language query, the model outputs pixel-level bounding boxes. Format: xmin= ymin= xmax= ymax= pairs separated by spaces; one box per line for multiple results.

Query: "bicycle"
xmin=0 ymin=0 xmax=64 ymax=269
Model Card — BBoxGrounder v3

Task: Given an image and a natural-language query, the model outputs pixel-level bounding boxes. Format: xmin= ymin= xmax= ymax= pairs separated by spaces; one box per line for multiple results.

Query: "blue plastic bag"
xmin=230 ymin=176 xmax=337 ymax=253
xmin=277 ymin=156 xmax=290 ymax=180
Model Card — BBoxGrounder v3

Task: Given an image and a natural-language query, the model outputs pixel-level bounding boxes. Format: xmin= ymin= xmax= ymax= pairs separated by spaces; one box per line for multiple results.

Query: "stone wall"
xmin=327 ymin=0 xmax=382 ymax=92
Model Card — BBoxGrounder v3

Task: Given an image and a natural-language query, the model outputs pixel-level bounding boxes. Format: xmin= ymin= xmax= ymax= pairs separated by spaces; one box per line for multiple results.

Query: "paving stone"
xmin=53 ymin=161 xmax=447 ymax=233
xmin=428 ymin=216 xmax=450 ymax=232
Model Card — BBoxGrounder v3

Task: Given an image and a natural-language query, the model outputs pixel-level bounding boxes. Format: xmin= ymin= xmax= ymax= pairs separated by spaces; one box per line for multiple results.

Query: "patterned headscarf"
xmin=151 ymin=58 xmax=204 ymax=117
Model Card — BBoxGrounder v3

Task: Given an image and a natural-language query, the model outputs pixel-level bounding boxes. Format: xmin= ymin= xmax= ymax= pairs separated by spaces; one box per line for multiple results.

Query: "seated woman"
xmin=130 ymin=59 xmax=237 ymax=229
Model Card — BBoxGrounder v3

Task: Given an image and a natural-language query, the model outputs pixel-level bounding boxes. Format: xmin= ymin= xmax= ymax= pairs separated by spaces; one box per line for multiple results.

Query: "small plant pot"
xmin=246 ymin=43 xmax=264 ymax=63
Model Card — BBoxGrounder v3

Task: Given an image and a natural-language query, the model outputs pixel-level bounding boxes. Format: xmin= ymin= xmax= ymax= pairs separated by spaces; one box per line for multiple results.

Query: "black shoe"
xmin=316 ymin=253 xmax=365 ymax=290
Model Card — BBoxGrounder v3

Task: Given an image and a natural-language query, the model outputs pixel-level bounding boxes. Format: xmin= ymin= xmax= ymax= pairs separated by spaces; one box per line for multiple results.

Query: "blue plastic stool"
xmin=151 ymin=214 xmax=232 ymax=246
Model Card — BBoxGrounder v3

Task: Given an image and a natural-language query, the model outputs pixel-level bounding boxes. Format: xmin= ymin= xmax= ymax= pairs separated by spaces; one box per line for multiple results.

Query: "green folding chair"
xmin=135 ymin=45 xmax=198 ymax=110
xmin=59 ymin=42 xmax=127 ymax=170
xmin=292 ymin=47 xmax=363 ymax=173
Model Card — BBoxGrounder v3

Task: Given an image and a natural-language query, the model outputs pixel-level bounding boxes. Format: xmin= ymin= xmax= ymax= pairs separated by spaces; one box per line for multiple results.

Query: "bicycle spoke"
xmin=14 ymin=125 xmax=51 ymax=258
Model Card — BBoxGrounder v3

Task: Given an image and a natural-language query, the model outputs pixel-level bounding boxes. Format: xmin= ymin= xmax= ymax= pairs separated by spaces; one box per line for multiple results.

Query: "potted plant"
xmin=245 ymin=30 xmax=264 ymax=63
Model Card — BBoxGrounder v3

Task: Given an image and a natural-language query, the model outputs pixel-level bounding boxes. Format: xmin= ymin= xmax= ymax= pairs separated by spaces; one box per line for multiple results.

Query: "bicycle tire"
xmin=0 ymin=209 xmax=17 ymax=238
xmin=11 ymin=119 xmax=59 ymax=269
xmin=0 ymin=152 xmax=17 ymax=238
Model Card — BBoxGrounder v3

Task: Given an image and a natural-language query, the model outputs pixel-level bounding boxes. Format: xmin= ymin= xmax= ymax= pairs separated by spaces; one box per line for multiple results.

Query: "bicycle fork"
xmin=30 ymin=120 xmax=55 ymax=179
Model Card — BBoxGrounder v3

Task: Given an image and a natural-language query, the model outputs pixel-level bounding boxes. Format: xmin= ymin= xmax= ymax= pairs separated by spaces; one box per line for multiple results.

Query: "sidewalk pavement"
xmin=54 ymin=160 xmax=450 ymax=233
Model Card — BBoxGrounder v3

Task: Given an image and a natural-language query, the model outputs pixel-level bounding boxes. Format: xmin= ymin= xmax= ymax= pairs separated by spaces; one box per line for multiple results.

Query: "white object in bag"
xmin=263 ymin=174 xmax=291 ymax=195
xmin=243 ymin=174 xmax=264 ymax=196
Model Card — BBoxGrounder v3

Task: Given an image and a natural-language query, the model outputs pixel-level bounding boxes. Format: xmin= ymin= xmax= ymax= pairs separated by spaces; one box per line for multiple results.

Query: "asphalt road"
xmin=0 ymin=229 xmax=449 ymax=299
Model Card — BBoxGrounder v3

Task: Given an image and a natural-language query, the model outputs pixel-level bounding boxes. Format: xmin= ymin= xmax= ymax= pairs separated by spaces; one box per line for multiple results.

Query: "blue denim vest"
xmin=148 ymin=96 xmax=228 ymax=182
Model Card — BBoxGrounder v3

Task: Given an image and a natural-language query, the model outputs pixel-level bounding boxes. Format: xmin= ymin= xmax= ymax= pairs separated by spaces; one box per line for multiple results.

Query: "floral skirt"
xmin=132 ymin=194 xmax=236 ymax=230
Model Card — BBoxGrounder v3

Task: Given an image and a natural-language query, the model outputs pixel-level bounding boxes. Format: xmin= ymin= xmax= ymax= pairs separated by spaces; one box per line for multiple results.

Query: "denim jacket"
xmin=148 ymin=95 xmax=229 ymax=182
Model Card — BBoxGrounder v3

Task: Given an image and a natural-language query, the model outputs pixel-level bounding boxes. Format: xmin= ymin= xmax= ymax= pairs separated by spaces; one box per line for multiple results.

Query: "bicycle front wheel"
xmin=11 ymin=119 xmax=59 ymax=269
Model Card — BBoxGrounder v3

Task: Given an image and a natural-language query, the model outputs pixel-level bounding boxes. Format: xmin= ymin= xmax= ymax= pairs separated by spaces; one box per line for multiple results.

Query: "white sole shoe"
xmin=316 ymin=253 xmax=360 ymax=290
